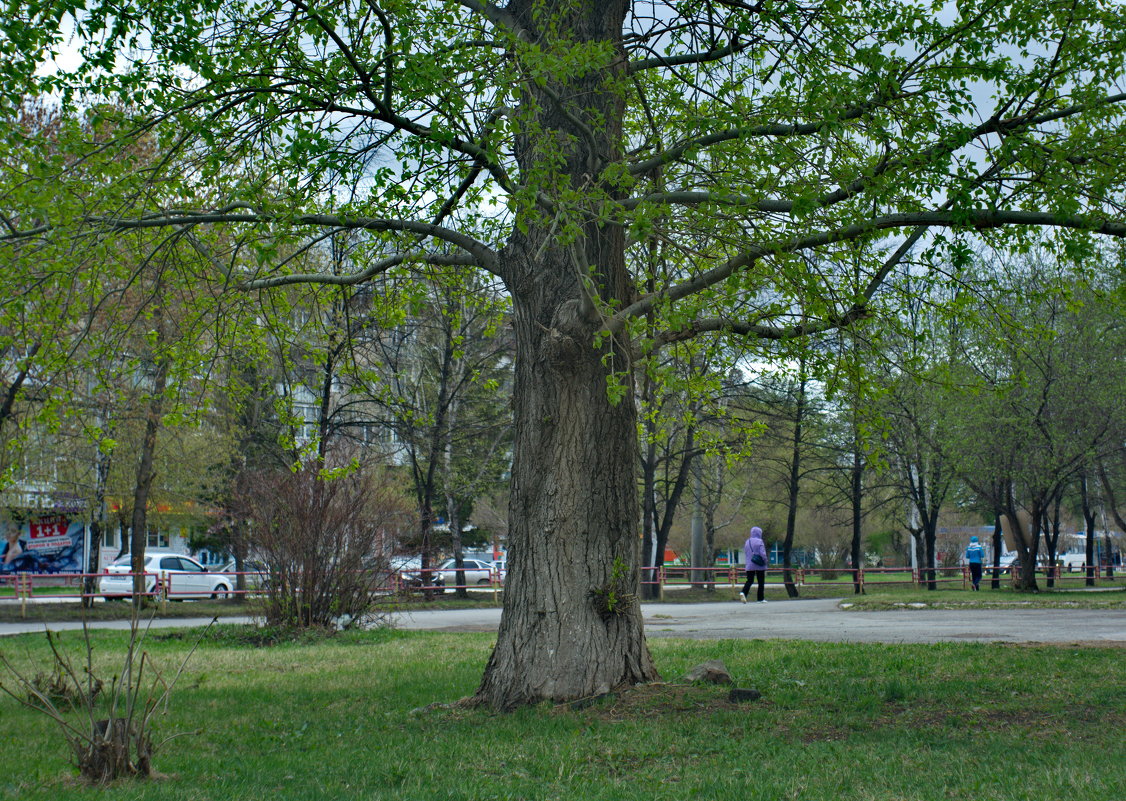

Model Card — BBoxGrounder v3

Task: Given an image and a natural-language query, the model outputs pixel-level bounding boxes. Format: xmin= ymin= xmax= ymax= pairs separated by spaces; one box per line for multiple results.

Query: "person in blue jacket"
xmin=741 ymin=526 xmax=768 ymax=603
xmin=965 ymin=535 xmax=985 ymax=590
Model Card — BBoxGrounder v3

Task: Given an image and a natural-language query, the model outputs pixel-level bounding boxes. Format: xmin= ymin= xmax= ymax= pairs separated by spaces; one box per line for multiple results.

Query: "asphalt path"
xmin=2 ymin=598 xmax=1123 ymax=644
xmin=390 ymin=597 xmax=1126 ymax=645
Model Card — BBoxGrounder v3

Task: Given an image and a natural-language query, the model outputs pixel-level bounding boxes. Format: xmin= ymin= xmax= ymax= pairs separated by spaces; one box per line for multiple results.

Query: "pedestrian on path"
xmin=965 ymin=535 xmax=985 ymax=590
xmin=741 ymin=526 xmax=768 ymax=603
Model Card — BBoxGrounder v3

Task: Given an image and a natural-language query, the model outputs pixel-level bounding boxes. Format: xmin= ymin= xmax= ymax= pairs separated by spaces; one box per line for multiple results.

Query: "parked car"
xmin=392 ymin=555 xmax=446 ymax=592
xmin=1059 ymin=552 xmax=1088 ymax=572
xmin=219 ymin=558 xmax=270 ymax=589
xmin=998 ymin=552 xmax=1049 ymax=573
xmin=434 ymin=558 xmax=496 ymax=588
xmin=99 ymin=552 xmax=232 ymax=600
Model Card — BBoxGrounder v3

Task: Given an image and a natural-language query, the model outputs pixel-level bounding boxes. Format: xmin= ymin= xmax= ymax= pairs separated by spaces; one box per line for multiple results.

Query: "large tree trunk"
xmin=475 ymin=282 xmax=657 ymax=708
xmin=475 ymin=0 xmax=657 ymax=710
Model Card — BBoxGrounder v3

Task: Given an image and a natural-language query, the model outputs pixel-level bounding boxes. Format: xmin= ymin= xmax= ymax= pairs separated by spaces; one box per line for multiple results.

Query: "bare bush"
xmin=0 ymin=618 xmax=210 ymax=784
xmin=234 ymin=460 xmax=410 ymax=628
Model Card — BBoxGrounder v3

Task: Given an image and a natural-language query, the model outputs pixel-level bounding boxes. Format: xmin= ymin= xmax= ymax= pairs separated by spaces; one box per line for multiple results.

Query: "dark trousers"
xmin=742 ymin=570 xmax=765 ymax=601
xmin=969 ymin=562 xmax=983 ymax=589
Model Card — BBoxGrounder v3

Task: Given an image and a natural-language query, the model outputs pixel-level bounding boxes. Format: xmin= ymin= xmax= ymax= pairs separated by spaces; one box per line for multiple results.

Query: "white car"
xmin=99 ymin=552 xmax=232 ymax=600
xmin=1059 ymin=552 xmax=1088 ymax=572
xmin=219 ymin=558 xmax=270 ymax=589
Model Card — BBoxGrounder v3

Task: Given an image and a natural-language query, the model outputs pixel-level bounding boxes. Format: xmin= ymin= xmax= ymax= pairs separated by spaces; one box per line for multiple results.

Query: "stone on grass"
xmin=682 ymin=659 xmax=733 ymax=685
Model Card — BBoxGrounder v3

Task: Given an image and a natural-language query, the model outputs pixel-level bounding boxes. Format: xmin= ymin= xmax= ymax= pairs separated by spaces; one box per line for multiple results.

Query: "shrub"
xmin=233 ymin=458 xmax=410 ymax=628
xmin=0 ymin=618 xmax=210 ymax=784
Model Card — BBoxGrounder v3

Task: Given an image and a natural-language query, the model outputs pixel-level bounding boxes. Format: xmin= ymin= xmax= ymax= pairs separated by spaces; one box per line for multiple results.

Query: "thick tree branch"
xmin=453 ymin=0 xmax=526 ymax=39
xmin=609 ymin=207 xmax=1126 ymax=336
xmin=649 ymin=306 xmax=872 ymax=349
xmin=78 ymin=206 xmax=502 ymax=273
xmin=644 ymin=222 xmax=929 ymax=351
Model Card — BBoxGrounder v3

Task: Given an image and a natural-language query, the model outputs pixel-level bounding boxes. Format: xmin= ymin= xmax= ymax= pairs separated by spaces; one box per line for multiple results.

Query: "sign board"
xmin=1 ymin=515 xmax=86 ymax=574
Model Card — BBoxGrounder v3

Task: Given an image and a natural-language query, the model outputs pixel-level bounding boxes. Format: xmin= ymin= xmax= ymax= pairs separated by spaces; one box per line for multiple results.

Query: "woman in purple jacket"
xmin=741 ymin=526 xmax=768 ymax=603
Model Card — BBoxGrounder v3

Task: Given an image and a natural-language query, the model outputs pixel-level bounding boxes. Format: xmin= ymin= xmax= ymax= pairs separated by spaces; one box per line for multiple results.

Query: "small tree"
xmin=234 ymin=456 xmax=410 ymax=628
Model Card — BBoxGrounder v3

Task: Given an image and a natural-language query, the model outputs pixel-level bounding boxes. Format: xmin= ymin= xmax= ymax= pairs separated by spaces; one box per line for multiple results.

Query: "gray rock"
xmin=682 ymin=659 xmax=733 ymax=684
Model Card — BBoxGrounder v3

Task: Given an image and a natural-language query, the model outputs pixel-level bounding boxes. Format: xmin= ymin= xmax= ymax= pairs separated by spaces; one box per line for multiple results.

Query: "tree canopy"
xmin=4 ymin=0 xmax=1126 ymax=709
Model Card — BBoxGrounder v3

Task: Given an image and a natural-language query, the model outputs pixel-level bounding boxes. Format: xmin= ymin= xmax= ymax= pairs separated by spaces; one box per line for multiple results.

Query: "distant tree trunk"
xmin=1079 ymin=472 xmax=1097 ymax=587
xmin=990 ymin=514 xmax=1004 ymax=589
xmin=315 ymin=333 xmax=338 ymax=462
xmin=850 ymin=446 xmax=863 ymax=594
xmin=1042 ymin=491 xmax=1062 ymax=588
xmin=232 ymin=521 xmax=248 ymax=601
xmin=1097 ymin=462 xmax=1121 ymax=579
xmin=782 ymin=368 xmax=807 ymax=598
xmin=641 ymin=425 xmax=696 ymax=599
xmin=689 ymin=455 xmax=704 ymax=586
xmin=1005 ymin=493 xmax=1042 ymax=592
xmin=702 ymin=468 xmax=718 ymax=592
xmin=640 ymin=433 xmax=658 ymax=600
xmin=82 ymin=440 xmax=111 ymax=608
xmin=923 ymin=526 xmax=938 ymax=591
xmin=130 ymin=339 xmax=169 ymax=607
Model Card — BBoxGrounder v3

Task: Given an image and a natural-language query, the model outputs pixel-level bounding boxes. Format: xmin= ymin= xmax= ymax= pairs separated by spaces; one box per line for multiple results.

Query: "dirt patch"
xmin=552 ymin=682 xmax=761 ymax=721
xmin=1001 ymin=640 xmax=1126 ymax=649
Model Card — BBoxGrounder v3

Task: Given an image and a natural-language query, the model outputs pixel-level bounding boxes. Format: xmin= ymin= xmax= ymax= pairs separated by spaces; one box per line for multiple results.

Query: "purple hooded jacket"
xmin=744 ymin=527 xmax=767 ymax=572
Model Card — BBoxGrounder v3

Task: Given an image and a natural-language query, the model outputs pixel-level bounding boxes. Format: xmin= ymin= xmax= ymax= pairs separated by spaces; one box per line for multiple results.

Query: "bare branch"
xmin=628 ymin=37 xmax=754 ymax=74
xmin=240 ymin=251 xmax=478 ymax=290
xmin=627 ymin=100 xmax=889 ymax=176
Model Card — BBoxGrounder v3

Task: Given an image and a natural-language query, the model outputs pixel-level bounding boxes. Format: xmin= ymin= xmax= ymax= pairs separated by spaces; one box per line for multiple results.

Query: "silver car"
xmin=99 ymin=552 xmax=232 ymax=600
xmin=435 ymin=558 xmax=497 ymax=588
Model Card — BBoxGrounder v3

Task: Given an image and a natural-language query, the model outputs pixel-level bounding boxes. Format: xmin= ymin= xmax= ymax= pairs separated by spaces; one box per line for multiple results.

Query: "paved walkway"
xmin=390 ymin=597 xmax=1126 ymax=645
xmin=2 ymin=598 xmax=1123 ymax=644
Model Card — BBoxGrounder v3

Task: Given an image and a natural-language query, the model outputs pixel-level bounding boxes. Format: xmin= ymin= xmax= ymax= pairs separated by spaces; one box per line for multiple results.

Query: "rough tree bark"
xmin=475 ymin=0 xmax=658 ymax=709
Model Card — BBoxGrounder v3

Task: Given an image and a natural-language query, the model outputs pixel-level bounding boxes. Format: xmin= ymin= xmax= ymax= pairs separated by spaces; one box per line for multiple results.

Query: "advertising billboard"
xmin=1 ymin=514 xmax=86 ymax=575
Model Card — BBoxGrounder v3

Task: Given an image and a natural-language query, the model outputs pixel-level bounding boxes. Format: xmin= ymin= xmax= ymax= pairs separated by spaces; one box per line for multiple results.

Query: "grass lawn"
xmin=1 ymin=624 xmax=1123 ymax=800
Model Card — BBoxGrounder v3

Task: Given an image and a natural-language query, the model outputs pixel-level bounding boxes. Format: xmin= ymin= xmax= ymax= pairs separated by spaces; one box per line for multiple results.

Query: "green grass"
xmin=842 ymin=586 xmax=1126 ymax=610
xmin=1 ymin=625 xmax=1123 ymax=800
